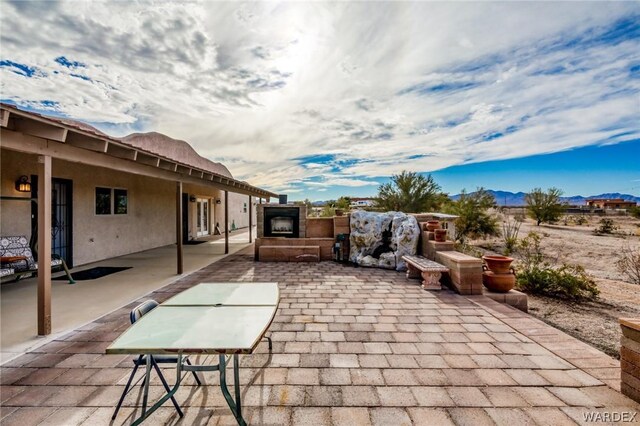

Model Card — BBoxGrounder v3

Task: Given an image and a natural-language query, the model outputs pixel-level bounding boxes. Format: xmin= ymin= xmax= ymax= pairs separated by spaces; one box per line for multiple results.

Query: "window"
xmin=95 ymin=187 xmax=111 ymax=215
xmin=95 ymin=187 xmax=128 ymax=215
xmin=114 ymin=189 xmax=128 ymax=214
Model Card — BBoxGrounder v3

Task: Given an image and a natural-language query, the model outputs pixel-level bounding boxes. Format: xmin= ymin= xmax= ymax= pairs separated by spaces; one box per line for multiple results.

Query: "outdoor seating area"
xmin=0 ymin=236 xmax=74 ymax=284
xmin=1 ymin=247 xmax=638 ymax=425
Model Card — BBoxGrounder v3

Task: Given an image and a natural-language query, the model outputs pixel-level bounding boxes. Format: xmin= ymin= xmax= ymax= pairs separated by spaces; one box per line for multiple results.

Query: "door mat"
xmin=184 ymin=240 xmax=207 ymax=245
xmin=53 ymin=266 xmax=132 ymax=281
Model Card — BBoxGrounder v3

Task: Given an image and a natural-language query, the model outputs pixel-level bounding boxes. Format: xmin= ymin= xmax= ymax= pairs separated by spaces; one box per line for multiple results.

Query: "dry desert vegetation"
xmin=469 ymin=213 xmax=640 ymax=358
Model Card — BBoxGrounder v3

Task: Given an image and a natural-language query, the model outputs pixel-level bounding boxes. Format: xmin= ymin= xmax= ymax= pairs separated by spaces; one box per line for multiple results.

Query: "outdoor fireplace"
xmin=262 ymin=207 xmax=301 ymax=238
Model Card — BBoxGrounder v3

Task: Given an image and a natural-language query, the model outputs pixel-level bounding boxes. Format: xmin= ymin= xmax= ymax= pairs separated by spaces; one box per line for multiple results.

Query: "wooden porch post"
xmin=37 ymin=155 xmax=52 ymax=335
xmin=176 ymin=182 xmax=183 ymax=274
xmin=248 ymin=195 xmax=252 ymax=243
xmin=224 ymin=190 xmax=229 ymax=254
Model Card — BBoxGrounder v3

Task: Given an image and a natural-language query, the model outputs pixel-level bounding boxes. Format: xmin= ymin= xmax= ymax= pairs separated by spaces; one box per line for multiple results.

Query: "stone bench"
xmin=402 ymin=255 xmax=449 ymax=291
xmin=259 ymin=245 xmax=320 ymax=262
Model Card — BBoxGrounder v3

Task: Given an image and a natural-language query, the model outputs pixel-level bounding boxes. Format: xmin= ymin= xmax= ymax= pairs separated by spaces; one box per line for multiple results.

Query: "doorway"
xmin=196 ymin=198 xmax=209 ymax=237
xmin=30 ymin=176 xmax=73 ymax=267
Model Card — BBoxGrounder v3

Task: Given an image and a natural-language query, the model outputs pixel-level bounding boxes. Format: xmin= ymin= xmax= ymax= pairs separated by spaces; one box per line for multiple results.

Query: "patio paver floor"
xmin=1 ymin=247 xmax=639 ymax=425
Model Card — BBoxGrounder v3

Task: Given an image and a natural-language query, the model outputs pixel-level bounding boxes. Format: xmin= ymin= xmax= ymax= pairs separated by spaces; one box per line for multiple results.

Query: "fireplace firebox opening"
xmin=263 ymin=207 xmax=300 ymax=238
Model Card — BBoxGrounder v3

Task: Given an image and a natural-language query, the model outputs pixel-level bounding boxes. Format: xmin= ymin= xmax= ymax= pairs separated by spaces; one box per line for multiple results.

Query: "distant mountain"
xmin=450 ymin=190 xmax=640 ymax=206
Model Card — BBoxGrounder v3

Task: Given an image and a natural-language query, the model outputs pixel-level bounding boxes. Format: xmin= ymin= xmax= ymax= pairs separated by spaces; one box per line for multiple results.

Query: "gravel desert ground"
xmin=471 ymin=214 xmax=640 ymax=357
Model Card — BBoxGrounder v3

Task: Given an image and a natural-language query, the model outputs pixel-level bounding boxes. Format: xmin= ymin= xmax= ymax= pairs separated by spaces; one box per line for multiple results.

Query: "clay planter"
xmin=425 ymin=220 xmax=440 ymax=232
xmin=482 ymin=270 xmax=516 ymax=293
xmin=482 ymin=255 xmax=514 ymax=274
xmin=434 ymin=229 xmax=447 ymax=242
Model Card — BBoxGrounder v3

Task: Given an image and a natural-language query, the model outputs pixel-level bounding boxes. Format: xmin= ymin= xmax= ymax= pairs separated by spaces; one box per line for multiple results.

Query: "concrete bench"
xmin=402 ymin=254 xmax=449 ymax=291
xmin=259 ymin=245 xmax=320 ymax=262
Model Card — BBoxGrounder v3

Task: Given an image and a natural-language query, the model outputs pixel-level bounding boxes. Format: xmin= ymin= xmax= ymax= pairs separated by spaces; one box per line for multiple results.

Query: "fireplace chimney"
xmin=279 ymin=194 xmax=288 ymax=205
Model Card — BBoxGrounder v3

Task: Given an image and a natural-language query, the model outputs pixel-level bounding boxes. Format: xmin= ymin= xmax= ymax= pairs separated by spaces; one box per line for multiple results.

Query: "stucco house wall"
xmin=2 ymin=149 xmax=260 ymax=267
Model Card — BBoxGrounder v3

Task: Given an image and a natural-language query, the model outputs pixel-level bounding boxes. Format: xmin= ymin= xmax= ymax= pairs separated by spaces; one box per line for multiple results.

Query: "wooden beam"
xmin=106 ymin=142 xmax=137 ymax=160
xmin=15 ymin=118 xmax=67 ymax=142
xmin=176 ymin=182 xmax=183 ymax=274
xmin=248 ymin=195 xmax=252 ymax=243
xmin=37 ymin=155 xmax=52 ymax=335
xmin=136 ymin=152 xmax=160 ymax=167
xmin=224 ymin=190 xmax=229 ymax=254
xmin=65 ymin=132 xmax=108 ymax=152
xmin=0 ymin=110 xmax=9 ymax=127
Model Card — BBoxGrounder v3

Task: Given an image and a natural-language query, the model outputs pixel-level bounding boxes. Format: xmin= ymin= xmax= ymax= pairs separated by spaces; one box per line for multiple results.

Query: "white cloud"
xmin=1 ymin=1 xmax=638 ymax=193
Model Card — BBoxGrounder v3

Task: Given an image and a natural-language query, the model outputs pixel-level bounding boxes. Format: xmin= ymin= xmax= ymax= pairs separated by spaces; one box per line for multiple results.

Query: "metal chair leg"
xmin=112 ymin=355 xmax=143 ymax=420
xmin=185 ymin=358 xmax=202 ymax=385
xmin=151 ymin=357 xmax=183 ymax=417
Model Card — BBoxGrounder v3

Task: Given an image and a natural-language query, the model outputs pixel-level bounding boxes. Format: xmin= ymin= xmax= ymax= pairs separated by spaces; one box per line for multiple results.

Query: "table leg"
xmin=131 ymin=354 xmax=184 ymax=426
xmin=219 ymin=354 xmax=246 ymax=426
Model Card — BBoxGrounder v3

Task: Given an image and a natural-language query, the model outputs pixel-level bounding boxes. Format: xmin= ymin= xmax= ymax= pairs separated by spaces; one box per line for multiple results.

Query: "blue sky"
xmin=1 ymin=2 xmax=638 ymax=200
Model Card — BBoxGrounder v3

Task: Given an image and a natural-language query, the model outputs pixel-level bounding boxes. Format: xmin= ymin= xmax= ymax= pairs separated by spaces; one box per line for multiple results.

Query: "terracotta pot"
xmin=482 ymin=255 xmax=514 ymax=274
xmin=434 ymin=229 xmax=447 ymax=242
xmin=482 ymin=270 xmax=516 ymax=293
xmin=425 ymin=220 xmax=440 ymax=232
xmin=335 ymin=209 xmax=344 ymax=216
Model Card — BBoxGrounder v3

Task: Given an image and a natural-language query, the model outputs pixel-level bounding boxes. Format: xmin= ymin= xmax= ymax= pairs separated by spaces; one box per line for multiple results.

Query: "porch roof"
xmin=0 ymin=104 xmax=277 ymax=199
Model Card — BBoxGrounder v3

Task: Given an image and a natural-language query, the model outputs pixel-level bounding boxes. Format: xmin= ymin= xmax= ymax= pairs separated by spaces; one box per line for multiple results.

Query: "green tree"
xmin=525 ymin=187 xmax=565 ymax=225
xmin=376 ymin=171 xmax=443 ymax=213
xmin=447 ymin=188 xmax=499 ymax=242
xmin=335 ymin=196 xmax=351 ymax=210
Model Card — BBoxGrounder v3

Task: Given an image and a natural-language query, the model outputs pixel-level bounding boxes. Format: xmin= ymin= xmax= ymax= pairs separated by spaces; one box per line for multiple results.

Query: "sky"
xmin=1 ymin=1 xmax=639 ymax=200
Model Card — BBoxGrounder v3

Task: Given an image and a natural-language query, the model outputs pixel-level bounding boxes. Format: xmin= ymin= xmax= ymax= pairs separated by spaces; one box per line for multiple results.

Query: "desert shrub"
xmin=515 ymin=232 xmax=599 ymax=300
xmin=446 ymin=188 xmax=500 ymax=243
xmin=616 ymin=245 xmax=640 ymax=285
xmin=628 ymin=206 xmax=640 ymax=219
xmin=575 ymin=215 xmax=588 ymax=225
xmin=517 ymin=264 xmax=599 ymax=300
xmin=502 ymin=216 xmax=522 ymax=255
xmin=594 ymin=218 xmax=617 ymax=235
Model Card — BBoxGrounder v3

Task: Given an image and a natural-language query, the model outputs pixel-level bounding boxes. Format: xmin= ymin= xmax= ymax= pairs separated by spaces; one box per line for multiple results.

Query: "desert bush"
xmin=502 ymin=216 xmax=522 ymax=255
xmin=575 ymin=215 xmax=588 ymax=225
xmin=515 ymin=232 xmax=599 ymax=300
xmin=628 ymin=206 xmax=640 ymax=219
xmin=446 ymin=188 xmax=500 ymax=243
xmin=593 ymin=218 xmax=617 ymax=235
xmin=616 ymin=245 xmax=640 ymax=285
xmin=517 ymin=264 xmax=599 ymax=300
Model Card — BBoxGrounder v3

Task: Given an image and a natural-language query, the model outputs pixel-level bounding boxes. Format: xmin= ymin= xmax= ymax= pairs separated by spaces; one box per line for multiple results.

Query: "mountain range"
xmin=450 ymin=190 xmax=640 ymax=206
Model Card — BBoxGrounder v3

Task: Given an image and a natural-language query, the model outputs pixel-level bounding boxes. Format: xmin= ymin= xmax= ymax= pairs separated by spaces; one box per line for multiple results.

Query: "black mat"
xmin=53 ymin=266 xmax=131 ymax=281
xmin=184 ymin=240 xmax=206 ymax=245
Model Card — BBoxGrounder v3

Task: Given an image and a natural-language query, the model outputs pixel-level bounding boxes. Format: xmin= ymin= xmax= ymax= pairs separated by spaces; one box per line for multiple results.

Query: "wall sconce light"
xmin=215 ymin=199 xmax=222 ymax=204
xmin=189 ymin=195 xmax=197 ymax=202
xmin=15 ymin=175 xmax=31 ymax=193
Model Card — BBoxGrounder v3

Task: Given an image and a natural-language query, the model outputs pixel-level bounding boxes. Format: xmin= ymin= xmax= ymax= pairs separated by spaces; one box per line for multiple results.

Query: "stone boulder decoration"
xmin=349 ymin=210 xmax=420 ymax=271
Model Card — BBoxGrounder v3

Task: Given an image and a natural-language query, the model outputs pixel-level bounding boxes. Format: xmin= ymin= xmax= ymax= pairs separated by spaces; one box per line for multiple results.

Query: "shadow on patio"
xmin=1 ymin=228 xmax=255 ymax=364
xmin=1 ymin=247 xmax=638 ymax=425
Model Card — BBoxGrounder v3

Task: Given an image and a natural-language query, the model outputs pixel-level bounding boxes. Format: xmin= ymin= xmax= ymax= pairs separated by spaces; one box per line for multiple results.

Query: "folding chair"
xmin=112 ymin=300 xmax=202 ymax=420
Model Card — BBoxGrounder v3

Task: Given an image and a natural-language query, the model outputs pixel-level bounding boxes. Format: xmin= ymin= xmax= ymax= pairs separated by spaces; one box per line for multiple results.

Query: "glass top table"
xmin=107 ymin=282 xmax=279 ymax=355
xmin=105 ymin=282 xmax=279 ymax=426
